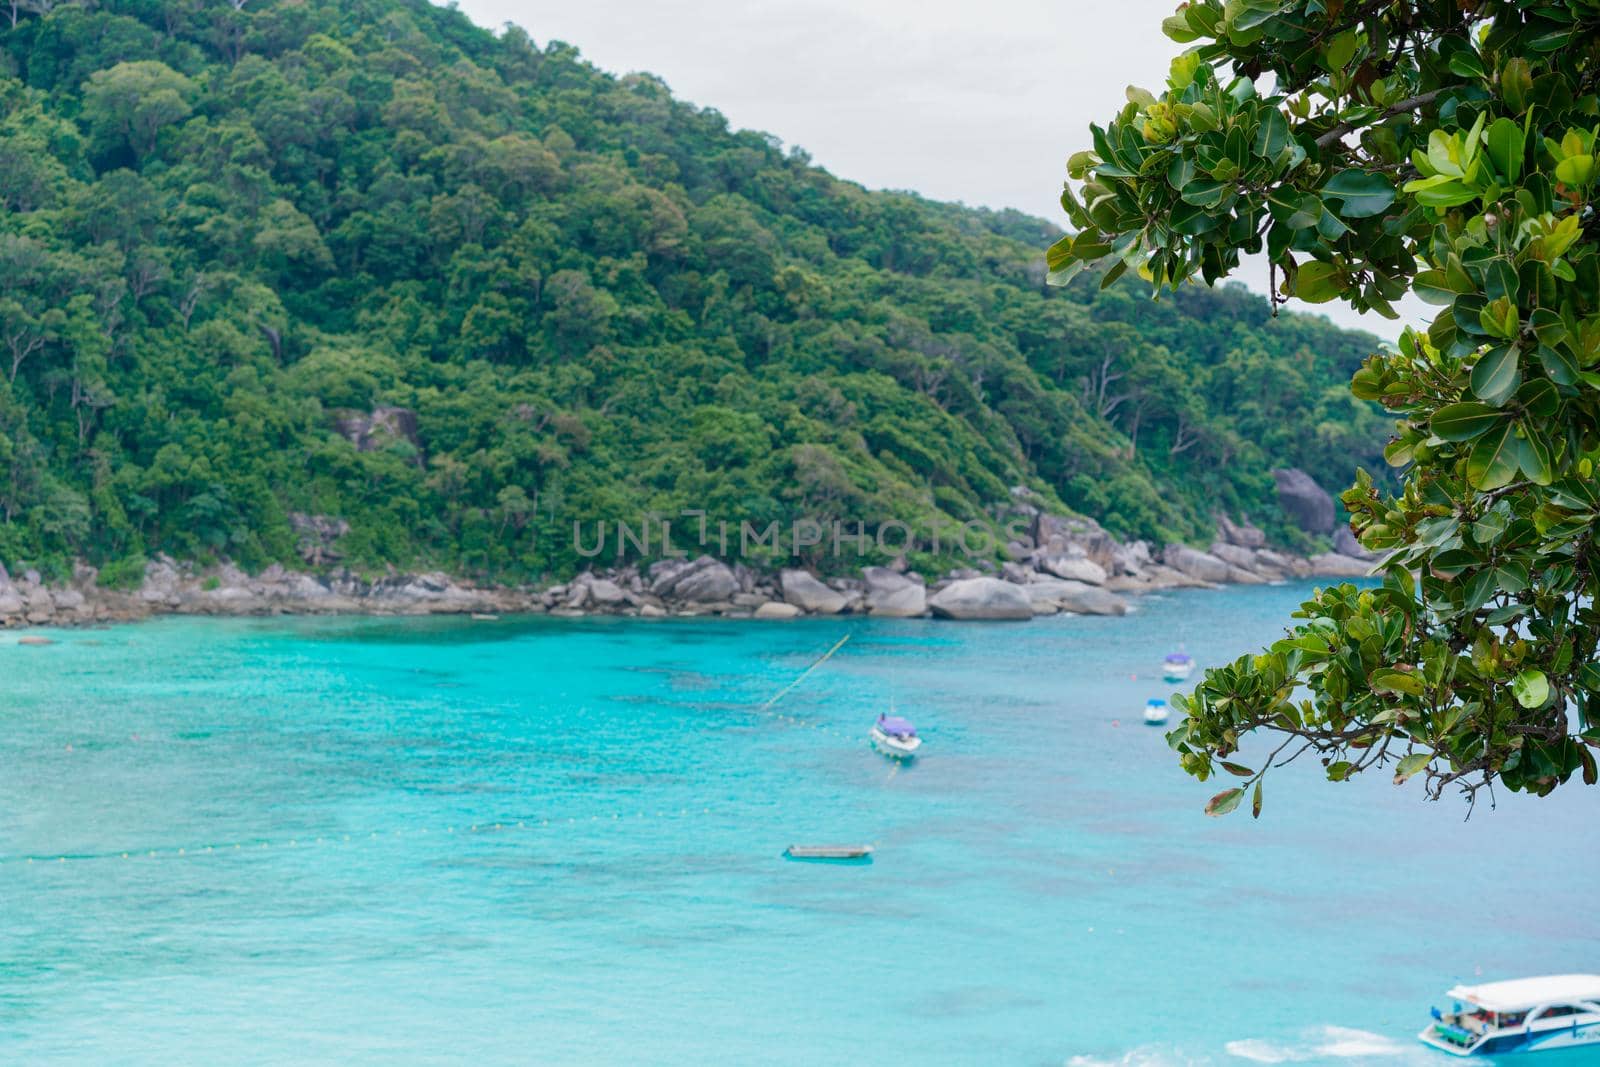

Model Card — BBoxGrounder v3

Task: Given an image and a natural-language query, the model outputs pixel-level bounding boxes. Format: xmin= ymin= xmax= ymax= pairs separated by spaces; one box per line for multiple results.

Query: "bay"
xmin=0 ymin=581 xmax=1593 ymax=1065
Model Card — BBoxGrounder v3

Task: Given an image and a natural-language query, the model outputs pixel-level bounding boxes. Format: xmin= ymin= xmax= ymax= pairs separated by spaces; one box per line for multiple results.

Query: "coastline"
xmin=0 ymin=510 xmax=1377 ymax=634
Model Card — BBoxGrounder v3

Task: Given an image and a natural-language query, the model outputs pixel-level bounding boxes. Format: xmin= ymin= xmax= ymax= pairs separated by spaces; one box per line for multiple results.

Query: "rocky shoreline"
xmin=0 ymin=491 xmax=1377 ymax=632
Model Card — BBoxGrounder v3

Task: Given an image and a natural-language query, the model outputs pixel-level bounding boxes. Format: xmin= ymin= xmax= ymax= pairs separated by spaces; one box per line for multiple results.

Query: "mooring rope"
xmin=758 ymin=633 xmax=850 ymax=712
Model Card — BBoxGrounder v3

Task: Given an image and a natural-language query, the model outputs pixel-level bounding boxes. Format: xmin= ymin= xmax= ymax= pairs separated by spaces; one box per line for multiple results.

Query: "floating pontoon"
xmin=784 ymin=844 xmax=874 ymax=861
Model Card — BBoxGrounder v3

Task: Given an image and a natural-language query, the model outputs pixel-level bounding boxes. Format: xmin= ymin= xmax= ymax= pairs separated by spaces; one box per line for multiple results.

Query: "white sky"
xmin=453 ymin=0 xmax=1406 ymax=335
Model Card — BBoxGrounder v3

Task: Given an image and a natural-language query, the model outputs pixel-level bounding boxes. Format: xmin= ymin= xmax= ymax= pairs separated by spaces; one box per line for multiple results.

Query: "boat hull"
xmin=870 ymin=726 xmax=921 ymax=759
xmin=1419 ymin=1018 xmax=1600 ymax=1056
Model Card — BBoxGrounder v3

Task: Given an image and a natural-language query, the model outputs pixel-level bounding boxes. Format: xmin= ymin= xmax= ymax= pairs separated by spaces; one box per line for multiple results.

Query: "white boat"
xmin=1143 ymin=698 xmax=1169 ymax=726
xmin=870 ymin=714 xmax=921 ymax=759
xmin=1162 ymin=652 xmax=1194 ymax=682
xmin=1418 ymin=974 xmax=1600 ymax=1056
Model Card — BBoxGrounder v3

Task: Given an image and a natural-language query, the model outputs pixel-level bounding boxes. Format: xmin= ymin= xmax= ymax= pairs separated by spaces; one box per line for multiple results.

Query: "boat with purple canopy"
xmin=870 ymin=713 xmax=921 ymax=759
xmin=1162 ymin=651 xmax=1195 ymax=682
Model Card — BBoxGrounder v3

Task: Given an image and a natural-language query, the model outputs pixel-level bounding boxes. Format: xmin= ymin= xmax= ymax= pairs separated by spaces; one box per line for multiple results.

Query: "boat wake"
xmin=1225 ymin=1025 xmax=1420 ymax=1063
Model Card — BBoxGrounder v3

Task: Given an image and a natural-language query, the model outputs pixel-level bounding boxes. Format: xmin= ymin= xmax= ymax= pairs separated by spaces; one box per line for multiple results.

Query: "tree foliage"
xmin=1055 ymin=0 xmax=1600 ymax=808
xmin=0 ymin=0 xmax=1383 ymax=587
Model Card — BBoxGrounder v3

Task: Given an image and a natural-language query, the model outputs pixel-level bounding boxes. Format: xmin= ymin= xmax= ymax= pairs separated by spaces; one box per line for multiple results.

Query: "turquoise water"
xmin=0 ymin=581 xmax=1595 ymax=1066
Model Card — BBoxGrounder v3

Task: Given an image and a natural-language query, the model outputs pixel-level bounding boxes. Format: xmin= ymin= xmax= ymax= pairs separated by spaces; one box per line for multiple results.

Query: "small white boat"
xmin=1143 ymin=698 xmax=1169 ymax=726
xmin=870 ymin=713 xmax=921 ymax=759
xmin=1162 ymin=652 xmax=1194 ymax=682
xmin=1419 ymin=974 xmax=1600 ymax=1056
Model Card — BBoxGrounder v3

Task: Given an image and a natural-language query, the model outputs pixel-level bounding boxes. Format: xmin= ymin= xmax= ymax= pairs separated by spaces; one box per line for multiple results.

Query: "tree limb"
xmin=1314 ymin=89 xmax=1445 ymax=149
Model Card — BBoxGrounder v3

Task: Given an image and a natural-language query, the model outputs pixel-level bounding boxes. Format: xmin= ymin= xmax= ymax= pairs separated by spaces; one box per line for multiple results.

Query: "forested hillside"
xmin=0 ymin=0 xmax=1388 ymax=583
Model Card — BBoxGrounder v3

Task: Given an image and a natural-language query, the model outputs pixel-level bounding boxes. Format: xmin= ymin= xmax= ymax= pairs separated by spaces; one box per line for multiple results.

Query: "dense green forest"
xmin=0 ymin=0 xmax=1389 ymax=584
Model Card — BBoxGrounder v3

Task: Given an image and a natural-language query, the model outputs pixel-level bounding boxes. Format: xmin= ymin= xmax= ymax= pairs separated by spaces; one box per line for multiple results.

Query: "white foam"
xmin=1066 ymin=1046 xmax=1197 ymax=1067
xmin=1225 ymin=1025 xmax=1414 ymax=1063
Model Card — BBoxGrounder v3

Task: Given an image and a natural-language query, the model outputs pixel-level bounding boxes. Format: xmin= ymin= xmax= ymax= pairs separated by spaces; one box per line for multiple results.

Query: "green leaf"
xmin=1430 ymin=402 xmax=1502 ymax=441
xmin=1429 ymin=548 xmax=1478 ymax=580
xmin=1513 ymin=669 xmax=1549 ymax=709
xmin=1393 ymin=752 xmax=1430 ymax=784
xmin=1205 ymin=786 xmax=1244 ymax=817
xmin=1485 ymin=117 xmax=1525 ymax=184
xmin=1404 ymin=176 xmax=1479 ymax=208
xmin=1447 ymin=49 xmax=1485 ymax=80
xmin=1536 ymin=344 xmax=1578 ymax=386
xmin=1253 ymin=108 xmax=1289 ymax=159
xmin=1322 ymin=170 xmax=1396 ymax=218
xmin=1251 ymin=779 xmax=1263 ymax=819
xmin=1370 ymin=668 xmax=1425 ymax=697
xmin=1470 ymin=345 xmax=1521 ymax=406
xmin=1515 ymin=427 xmax=1555 ymax=485
xmin=1324 ymin=31 xmax=1357 ymax=72
xmin=1516 ymin=378 xmax=1559 ymax=419
xmin=1294 ymin=261 xmax=1342 ymax=303
xmin=1466 ymin=422 xmax=1520 ymax=490
xmin=1179 ymin=179 xmax=1230 ymax=208
xmin=1161 ymin=12 xmax=1200 ymax=42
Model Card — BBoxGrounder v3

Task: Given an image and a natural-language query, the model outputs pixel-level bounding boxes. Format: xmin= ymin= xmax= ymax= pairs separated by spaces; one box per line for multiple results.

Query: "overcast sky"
xmin=453 ymin=0 xmax=1402 ymax=335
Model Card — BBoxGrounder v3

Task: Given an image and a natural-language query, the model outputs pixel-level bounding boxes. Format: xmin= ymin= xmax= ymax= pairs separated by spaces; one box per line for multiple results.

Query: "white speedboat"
xmin=1419 ymin=974 xmax=1600 ymax=1056
xmin=870 ymin=714 xmax=921 ymax=759
xmin=1162 ymin=652 xmax=1194 ymax=682
xmin=1143 ymin=698 xmax=1169 ymax=726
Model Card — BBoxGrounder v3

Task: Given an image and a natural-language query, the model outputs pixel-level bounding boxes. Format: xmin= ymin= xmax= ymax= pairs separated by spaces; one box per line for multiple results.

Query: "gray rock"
xmin=780 ymin=569 xmax=847 ymax=614
xmin=1269 ymin=552 xmax=1314 ymax=578
xmin=1000 ymin=561 xmax=1034 ymax=585
xmin=639 ymin=603 xmax=667 ymax=618
xmin=754 ymin=601 xmax=802 ymax=619
xmin=658 ymin=556 xmax=739 ymax=603
xmin=1039 ymin=554 xmax=1107 ymax=585
xmin=864 ymin=566 xmax=915 ymax=591
xmin=1024 ymin=578 xmax=1129 ymax=616
xmin=868 ymin=582 xmax=926 ymax=617
xmin=139 ymin=559 xmax=182 ymax=604
xmin=1215 ymin=513 xmax=1267 ymax=548
xmin=1249 ymin=550 xmax=1293 ymax=578
xmin=283 ymin=574 xmax=332 ymax=599
xmin=1111 ymin=540 xmax=1152 ymax=576
xmin=1224 ymin=565 xmax=1268 ymax=585
xmin=1308 ymin=552 xmax=1373 ymax=577
xmin=334 ymin=405 xmax=420 ymax=453
xmin=25 ymin=586 xmax=52 ymax=623
xmin=1163 ymin=544 xmax=1231 ymax=584
xmin=1209 ymin=542 xmax=1260 ymax=571
xmin=0 ymin=591 xmax=24 ymax=617
xmin=289 ymin=513 xmax=351 ymax=566
xmin=1273 ymin=468 xmax=1336 ymax=534
xmin=588 ymin=578 xmax=627 ymax=604
xmin=928 ymin=577 xmax=1032 ymax=620
xmin=1106 ymin=565 xmax=1201 ymax=593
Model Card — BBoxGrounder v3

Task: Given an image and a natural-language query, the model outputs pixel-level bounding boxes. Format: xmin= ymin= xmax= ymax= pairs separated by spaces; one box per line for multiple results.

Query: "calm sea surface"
xmin=1 ymin=581 xmax=1594 ymax=1065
